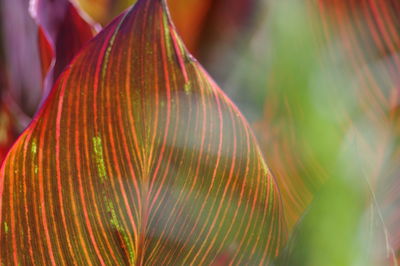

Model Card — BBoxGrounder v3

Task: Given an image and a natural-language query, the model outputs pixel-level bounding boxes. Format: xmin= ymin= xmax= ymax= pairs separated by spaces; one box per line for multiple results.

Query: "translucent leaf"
xmin=0 ymin=0 xmax=285 ymax=264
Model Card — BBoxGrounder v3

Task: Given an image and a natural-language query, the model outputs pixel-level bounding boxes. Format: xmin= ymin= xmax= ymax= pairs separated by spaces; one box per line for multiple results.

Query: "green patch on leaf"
xmin=184 ymin=81 xmax=192 ymax=94
xmin=105 ymin=199 xmax=135 ymax=264
xmin=4 ymin=222 xmax=8 ymax=234
xmin=31 ymin=139 xmax=37 ymax=155
xmin=31 ymin=139 xmax=39 ymax=174
xmin=92 ymin=136 xmax=107 ymax=181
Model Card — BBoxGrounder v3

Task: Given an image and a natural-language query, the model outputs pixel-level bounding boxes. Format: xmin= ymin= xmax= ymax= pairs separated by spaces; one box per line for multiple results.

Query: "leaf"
xmin=73 ymin=0 xmax=214 ymax=52
xmin=316 ymin=0 xmax=400 ymax=120
xmin=314 ymin=0 xmax=400 ymax=262
xmin=0 ymin=21 xmax=22 ymax=165
xmin=251 ymin=1 xmax=331 ymax=231
xmin=0 ymin=0 xmax=285 ymax=264
xmin=31 ymin=0 xmax=95 ymax=101
xmin=254 ymin=112 xmax=327 ymax=231
xmin=37 ymin=27 xmax=53 ymax=83
xmin=74 ymin=0 xmax=259 ymax=59
xmin=0 ymin=105 xmax=16 ymax=164
xmin=0 ymin=0 xmax=42 ymax=115
xmin=163 ymin=0 xmax=214 ymax=53
xmin=75 ymin=0 xmax=134 ymax=25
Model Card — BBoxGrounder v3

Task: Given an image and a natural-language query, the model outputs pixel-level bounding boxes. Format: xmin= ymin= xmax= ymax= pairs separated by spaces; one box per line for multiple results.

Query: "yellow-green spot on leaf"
xmin=162 ymin=13 xmax=173 ymax=61
xmin=31 ymin=140 xmax=39 ymax=175
xmin=105 ymin=199 xmax=135 ymax=264
xmin=92 ymin=136 xmax=107 ymax=182
xmin=31 ymin=139 xmax=37 ymax=155
xmin=4 ymin=222 xmax=8 ymax=234
xmin=101 ymin=11 xmax=128 ymax=82
xmin=184 ymin=81 xmax=192 ymax=95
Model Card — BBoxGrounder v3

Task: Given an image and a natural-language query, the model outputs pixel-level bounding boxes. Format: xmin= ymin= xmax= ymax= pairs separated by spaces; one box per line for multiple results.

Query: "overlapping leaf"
xmin=74 ymin=0 xmax=259 ymax=59
xmin=75 ymin=0 xmax=213 ymax=54
xmin=255 ymin=108 xmax=327 ymax=230
xmin=252 ymin=1 xmax=329 ymax=230
xmin=0 ymin=9 xmax=23 ymax=164
xmin=315 ymin=0 xmax=400 ymax=120
xmin=0 ymin=0 xmax=285 ymax=264
xmin=0 ymin=0 xmax=42 ymax=116
xmin=32 ymin=0 xmax=94 ymax=101
xmin=0 ymin=105 xmax=16 ymax=164
xmin=314 ymin=0 xmax=400 ymax=262
xmin=37 ymin=27 xmax=53 ymax=83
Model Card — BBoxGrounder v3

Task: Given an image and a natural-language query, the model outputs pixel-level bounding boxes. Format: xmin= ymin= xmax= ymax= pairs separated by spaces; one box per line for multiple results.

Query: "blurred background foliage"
xmin=1 ymin=0 xmax=400 ymax=264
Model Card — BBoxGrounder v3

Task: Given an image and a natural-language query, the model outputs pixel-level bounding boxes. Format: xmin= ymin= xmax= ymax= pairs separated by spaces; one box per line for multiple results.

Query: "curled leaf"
xmin=31 ymin=0 xmax=95 ymax=101
xmin=37 ymin=27 xmax=53 ymax=83
xmin=0 ymin=0 xmax=42 ymax=115
xmin=0 ymin=0 xmax=285 ymax=264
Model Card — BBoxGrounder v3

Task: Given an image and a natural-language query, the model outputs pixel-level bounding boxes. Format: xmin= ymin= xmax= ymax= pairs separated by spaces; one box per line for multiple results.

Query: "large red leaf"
xmin=0 ymin=0 xmax=285 ymax=264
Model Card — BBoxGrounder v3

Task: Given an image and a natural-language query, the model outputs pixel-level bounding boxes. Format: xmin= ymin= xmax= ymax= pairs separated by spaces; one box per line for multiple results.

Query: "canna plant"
xmin=2 ymin=0 xmax=400 ymax=265
xmin=0 ymin=0 xmax=286 ymax=264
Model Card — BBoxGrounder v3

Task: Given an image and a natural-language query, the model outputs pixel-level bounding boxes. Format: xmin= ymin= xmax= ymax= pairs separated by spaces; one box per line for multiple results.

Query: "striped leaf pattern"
xmin=255 ymin=115 xmax=327 ymax=231
xmin=0 ymin=0 xmax=285 ymax=264
xmin=315 ymin=0 xmax=400 ymax=121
